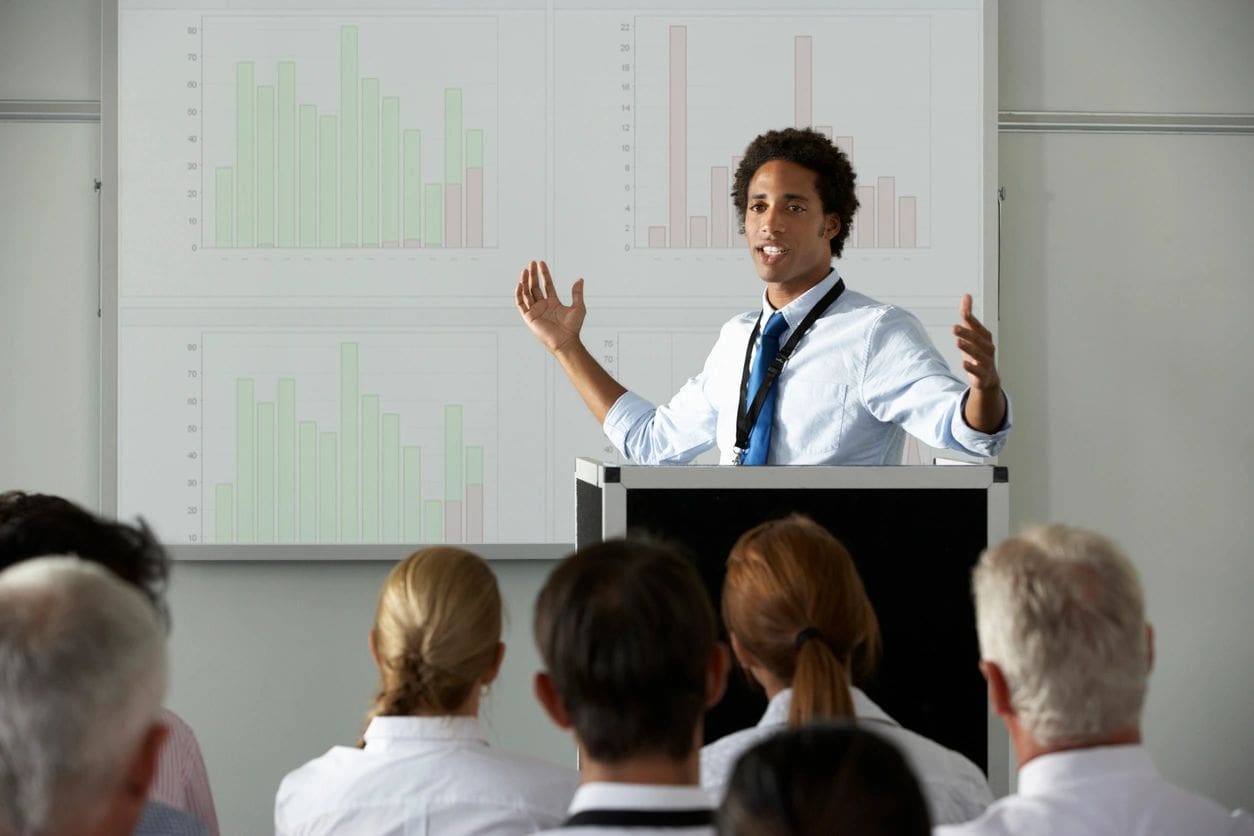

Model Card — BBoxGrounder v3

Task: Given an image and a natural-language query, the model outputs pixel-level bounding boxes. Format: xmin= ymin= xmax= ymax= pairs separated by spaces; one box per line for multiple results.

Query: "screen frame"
xmin=100 ymin=0 xmax=1000 ymax=560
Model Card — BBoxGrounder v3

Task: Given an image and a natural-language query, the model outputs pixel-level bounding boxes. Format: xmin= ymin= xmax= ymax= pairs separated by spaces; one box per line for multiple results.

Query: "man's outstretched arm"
xmin=515 ymin=259 xmax=626 ymax=424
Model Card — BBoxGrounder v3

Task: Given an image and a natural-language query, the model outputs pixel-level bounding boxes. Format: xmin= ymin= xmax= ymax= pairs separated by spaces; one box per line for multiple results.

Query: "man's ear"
xmin=705 ymin=642 xmax=731 ymax=709
xmin=123 ymin=723 xmax=169 ymax=801
xmin=93 ymin=722 xmax=168 ymax=836
xmin=822 ymin=213 xmax=841 ymax=240
xmin=533 ymin=672 xmax=572 ymax=730
xmin=980 ymin=660 xmax=1014 ymax=720
xmin=1145 ymin=623 xmax=1155 ymax=673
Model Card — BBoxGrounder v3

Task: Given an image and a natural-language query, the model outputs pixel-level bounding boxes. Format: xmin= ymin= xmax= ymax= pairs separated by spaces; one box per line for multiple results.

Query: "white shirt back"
xmin=275 ymin=715 xmax=578 ymax=836
xmin=934 ymin=744 xmax=1254 ymax=836
xmin=700 ymin=688 xmax=993 ymax=826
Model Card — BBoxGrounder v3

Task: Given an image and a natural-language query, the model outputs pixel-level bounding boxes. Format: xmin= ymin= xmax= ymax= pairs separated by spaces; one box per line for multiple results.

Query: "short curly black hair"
xmin=0 ymin=491 xmax=170 ymax=629
xmin=732 ymin=127 xmax=860 ymax=258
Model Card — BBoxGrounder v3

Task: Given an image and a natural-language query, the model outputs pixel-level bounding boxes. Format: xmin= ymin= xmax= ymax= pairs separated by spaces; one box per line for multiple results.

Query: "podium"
xmin=575 ymin=458 xmax=1012 ymax=794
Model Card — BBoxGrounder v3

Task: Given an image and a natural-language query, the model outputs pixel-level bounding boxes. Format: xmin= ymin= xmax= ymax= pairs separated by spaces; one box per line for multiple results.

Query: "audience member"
xmin=532 ymin=538 xmax=731 ymax=835
xmin=0 ymin=490 xmax=219 ymax=835
xmin=718 ymin=723 xmax=932 ymax=836
xmin=275 ymin=546 xmax=577 ymax=834
xmin=701 ymin=514 xmax=992 ymax=825
xmin=937 ymin=524 xmax=1254 ymax=835
xmin=0 ymin=557 xmax=205 ymax=836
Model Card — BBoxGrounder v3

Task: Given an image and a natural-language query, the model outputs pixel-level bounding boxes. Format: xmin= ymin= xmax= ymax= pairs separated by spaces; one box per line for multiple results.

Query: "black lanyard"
xmin=562 ymin=808 xmax=714 ymax=828
xmin=733 ymin=277 xmax=846 ymax=463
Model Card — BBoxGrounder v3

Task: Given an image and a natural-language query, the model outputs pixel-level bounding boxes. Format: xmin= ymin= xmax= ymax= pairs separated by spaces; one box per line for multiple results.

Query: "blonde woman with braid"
xmin=275 ymin=547 xmax=577 ymax=835
xmin=700 ymin=515 xmax=993 ymax=826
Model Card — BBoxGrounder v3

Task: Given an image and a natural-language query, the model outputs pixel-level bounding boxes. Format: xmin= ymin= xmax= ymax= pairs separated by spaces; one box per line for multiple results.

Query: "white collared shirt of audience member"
xmin=934 ymin=743 xmax=1254 ymax=836
xmin=535 ymin=782 xmax=717 ymax=836
xmin=700 ymin=687 xmax=993 ymax=826
xmin=274 ymin=715 xmax=578 ymax=836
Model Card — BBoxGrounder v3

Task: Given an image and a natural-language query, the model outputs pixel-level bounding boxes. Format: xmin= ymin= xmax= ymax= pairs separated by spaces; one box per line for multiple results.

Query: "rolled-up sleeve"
xmin=602 ymin=376 xmax=719 ymax=465
xmin=949 ymin=389 xmax=1012 ymax=457
xmin=863 ymin=306 xmax=1012 ymax=459
xmin=602 ymin=391 xmax=656 ymax=455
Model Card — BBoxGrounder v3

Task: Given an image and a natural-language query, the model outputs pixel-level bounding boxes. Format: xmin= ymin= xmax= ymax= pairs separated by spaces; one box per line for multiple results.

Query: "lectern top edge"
xmin=574 ymin=457 xmax=1007 ymax=491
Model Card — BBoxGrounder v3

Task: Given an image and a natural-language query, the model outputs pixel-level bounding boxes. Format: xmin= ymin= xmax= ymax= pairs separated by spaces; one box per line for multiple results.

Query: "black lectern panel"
xmin=624 ymin=487 xmax=988 ymax=771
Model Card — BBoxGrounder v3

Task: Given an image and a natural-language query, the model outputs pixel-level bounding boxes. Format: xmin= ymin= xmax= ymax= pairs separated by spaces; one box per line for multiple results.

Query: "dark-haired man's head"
xmin=732 ymin=127 xmax=859 ymax=259
xmin=718 ymin=723 xmax=932 ymax=836
xmin=532 ymin=538 xmax=729 ymax=780
xmin=0 ymin=491 xmax=170 ymax=625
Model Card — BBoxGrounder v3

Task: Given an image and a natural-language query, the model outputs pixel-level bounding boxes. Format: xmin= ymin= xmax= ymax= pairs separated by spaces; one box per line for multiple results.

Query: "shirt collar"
xmin=758 ymin=686 xmax=901 ymax=729
xmin=759 ymin=267 xmax=842 ymax=330
xmin=1017 ymin=744 xmax=1158 ymax=797
xmin=361 ymin=715 xmax=489 ymax=750
xmin=759 ymin=688 xmax=792 ymax=726
xmin=850 ymin=687 xmax=901 ymax=728
xmin=568 ymin=783 xmax=713 ymax=815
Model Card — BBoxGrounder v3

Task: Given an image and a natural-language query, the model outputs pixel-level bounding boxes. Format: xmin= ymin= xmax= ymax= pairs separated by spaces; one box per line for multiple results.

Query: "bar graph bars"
xmin=208 ymin=24 xmax=491 ymax=249
xmin=641 ymin=27 xmax=923 ymax=250
xmin=212 ymin=341 xmax=489 ymax=544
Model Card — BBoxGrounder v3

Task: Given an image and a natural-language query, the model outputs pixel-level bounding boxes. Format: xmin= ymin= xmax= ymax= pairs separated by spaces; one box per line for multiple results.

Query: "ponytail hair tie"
xmin=794 ymin=627 xmax=821 ymax=650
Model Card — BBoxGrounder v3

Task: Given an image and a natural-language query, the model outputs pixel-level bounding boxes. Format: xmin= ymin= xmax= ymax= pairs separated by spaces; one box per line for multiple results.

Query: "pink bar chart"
xmin=636 ymin=24 xmax=926 ymax=251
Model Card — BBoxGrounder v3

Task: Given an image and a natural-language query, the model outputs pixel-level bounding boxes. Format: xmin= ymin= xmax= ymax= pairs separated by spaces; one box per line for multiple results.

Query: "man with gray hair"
xmin=0 ymin=557 xmax=204 ymax=836
xmin=937 ymin=524 xmax=1252 ymax=835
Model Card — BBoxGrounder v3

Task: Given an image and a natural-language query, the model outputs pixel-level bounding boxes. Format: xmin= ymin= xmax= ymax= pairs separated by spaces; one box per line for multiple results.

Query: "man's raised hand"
xmin=515 ymin=260 xmax=586 ymax=355
xmin=954 ymin=293 xmax=1007 ymax=433
xmin=953 ymin=294 xmax=1001 ymax=392
xmin=515 ymin=260 xmax=626 ymax=423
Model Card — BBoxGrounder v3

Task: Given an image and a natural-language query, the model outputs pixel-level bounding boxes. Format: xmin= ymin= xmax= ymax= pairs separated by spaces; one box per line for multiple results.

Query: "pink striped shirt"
xmin=149 ymin=708 xmax=219 ymax=836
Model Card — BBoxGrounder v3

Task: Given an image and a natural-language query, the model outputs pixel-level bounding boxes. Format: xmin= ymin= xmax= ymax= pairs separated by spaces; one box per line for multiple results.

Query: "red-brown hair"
xmin=722 ymin=515 xmax=880 ymax=726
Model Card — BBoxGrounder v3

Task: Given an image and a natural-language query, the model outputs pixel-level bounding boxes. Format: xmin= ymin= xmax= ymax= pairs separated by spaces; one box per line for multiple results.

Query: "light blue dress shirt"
xmin=603 ymin=269 xmax=1011 ymax=465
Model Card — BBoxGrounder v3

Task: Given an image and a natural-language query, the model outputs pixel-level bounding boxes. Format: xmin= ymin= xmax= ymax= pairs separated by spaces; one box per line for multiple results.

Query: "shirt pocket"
xmin=774 ymin=380 xmax=851 ymax=458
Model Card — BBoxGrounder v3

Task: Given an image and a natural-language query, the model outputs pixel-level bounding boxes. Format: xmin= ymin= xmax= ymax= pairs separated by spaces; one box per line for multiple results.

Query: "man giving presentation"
xmin=515 ymin=127 xmax=1010 ymax=465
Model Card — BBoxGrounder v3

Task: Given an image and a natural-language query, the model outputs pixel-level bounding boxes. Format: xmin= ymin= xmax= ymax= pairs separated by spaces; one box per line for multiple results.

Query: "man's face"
xmin=743 ymin=159 xmax=840 ymax=306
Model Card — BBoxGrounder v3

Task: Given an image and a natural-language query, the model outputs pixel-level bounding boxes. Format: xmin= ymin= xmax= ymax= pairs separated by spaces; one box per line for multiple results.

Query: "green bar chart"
xmin=205 ymin=22 xmax=495 ymax=250
xmin=205 ymin=333 xmax=495 ymax=545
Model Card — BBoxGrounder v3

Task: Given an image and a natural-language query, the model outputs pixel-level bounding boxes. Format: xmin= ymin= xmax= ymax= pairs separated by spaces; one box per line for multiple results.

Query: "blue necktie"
xmin=741 ymin=312 xmax=789 ymax=465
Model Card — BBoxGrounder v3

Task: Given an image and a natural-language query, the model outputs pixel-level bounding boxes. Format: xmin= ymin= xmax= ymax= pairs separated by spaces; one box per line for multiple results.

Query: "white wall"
xmin=996 ymin=0 xmax=1254 ymax=809
xmin=999 ymin=129 xmax=1254 ymax=807
xmin=2 ymin=1 xmax=1252 ymax=831
xmin=0 ymin=121 xmax=100 ymax=503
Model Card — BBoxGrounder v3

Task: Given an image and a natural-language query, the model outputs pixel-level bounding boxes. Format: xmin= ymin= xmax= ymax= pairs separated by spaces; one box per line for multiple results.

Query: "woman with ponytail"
xmin=700 ymin=515 xmax=993 ymax=826
xmin=275 ymin=547 xmax=577 ymax=835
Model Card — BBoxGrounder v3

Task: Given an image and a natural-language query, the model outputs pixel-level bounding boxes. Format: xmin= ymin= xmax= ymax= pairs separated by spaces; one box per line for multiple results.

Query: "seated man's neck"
xmin=580 ymin=748 xmax=700 ymax=786
xmin=1014 ymin=724 xmax=1142 ymax=768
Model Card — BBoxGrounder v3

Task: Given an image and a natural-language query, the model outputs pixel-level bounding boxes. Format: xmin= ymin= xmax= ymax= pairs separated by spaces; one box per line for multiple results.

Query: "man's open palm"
xmin=515 ymin=259 xmax=586 ymax=354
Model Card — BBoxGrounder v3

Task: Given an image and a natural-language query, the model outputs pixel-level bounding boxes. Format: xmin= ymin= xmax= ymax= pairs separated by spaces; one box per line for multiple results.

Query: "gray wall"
xmin=2 ymin=1 xmax=1252 ymax=831
xmin=996 ymin=0 xmax=1254 ymax=809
